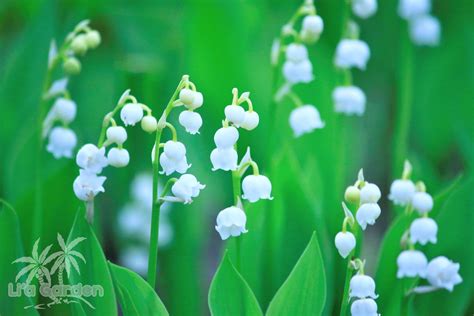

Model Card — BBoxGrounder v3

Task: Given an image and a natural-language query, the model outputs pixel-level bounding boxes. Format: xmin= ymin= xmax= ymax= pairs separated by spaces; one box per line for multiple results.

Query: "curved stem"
xmin=339 ymin=259 xmax=352 ymax=316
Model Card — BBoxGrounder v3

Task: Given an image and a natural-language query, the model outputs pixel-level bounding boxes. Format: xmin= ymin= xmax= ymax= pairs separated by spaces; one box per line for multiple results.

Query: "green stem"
xmin=231 ymin=144 xmax=243 ymax=272
xmin=147 ymin=78 xmax=185 ymax=289
xmin=339 ymin=259 xmax=352 ymax=316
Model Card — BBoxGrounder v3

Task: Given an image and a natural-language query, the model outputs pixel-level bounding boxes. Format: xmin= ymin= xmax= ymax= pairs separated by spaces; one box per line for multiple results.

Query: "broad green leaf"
xmin=266 ymin=231 xmax=326 ymax=316
xmin=0 ymin=200 xmax=39 ymax=315
xmin=66 ymin=209 xmax=117 ymax=315
xmin=208 ymin=251 xmax=263 ymax=316
xmin=108 ymin=262 xmax=169 ymax=316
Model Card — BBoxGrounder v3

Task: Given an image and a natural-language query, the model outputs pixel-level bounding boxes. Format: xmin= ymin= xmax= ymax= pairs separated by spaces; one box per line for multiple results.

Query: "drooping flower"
xmin=179 ymin=110 xmax=203 ymax=135
xmin=46 ymin=127 xmax=77 ymax=159
xmin=214 ymin=126 xmax=239 ymax=149
xmin=335 ymin=39 xmax=370 ymax=70
xmin=73 ymin=170 xmax=106 ymax=201
xmin=350 ymin=298 xmax=378 ymax=316
xmin=359 ymin=183 xmax=381 ymax=204
xmin=120 ymin=103 xmax=144 ymax=126
xmin=388 ymin=179 xmax=416 ymax=206
xmin=398 ymin=0 xmax=431 ymax=20
xmin=352 ymin=0 xmax=377 ymax=19
xmin=286 ymin=43 xmax=309 ymax=63
xmin=426 ymin=256 xmax=462 ymax=291
xmin=350 ymin=274 xmax=378 ymax=299
xmin=409 ymin=15 xmax=441 ymax=46
xmin=215 ymin=206 xmax=248 ymax=240
xmin=356 ymin=203 xmax=381 ymax=230
xmin=397 ymin=250 xmax=428 ymax=278
xmin=76 ymin=144 xmax=108 ymax=174
xmin=171 ymin=174 xmax=206 ymax=204
xmin=412 ymin=191 xmax=434 ymax=214
xmin=240 ymin=111 xmax=260 ymax=131
xmin=163 ymin=141 xmax=186 ymax=161
xmin=106 ymin=126 xmax=128 ymax=145
xmin=335 ymin=231 xmax=356 ymax=258
xmin=300 ymin=15 xmax=324 ymax=43
xmin=107 ymin=148 xmax=130 ymax=168
xmin=241 ymin=174 xmax=273 ymax=203
xmin=179 ymin=89 xmax=204 ymax=110
xmin=158 ymin=153 xmax=190 ymax=176
xmin=410 ymin=217 xmax=437 ymax=245
xmin=210 ymin=148 xmax=238 ymax=171
xmin=283 ymin=59 xmax=313 ymax=84
xmin=225 ymin=105 xmax=246 ymax=126
xmin=289 ymin=105 xmax=325 ymax=137
xmin=52 ymin=98 xmax=77 ymax=124
xmin=333 ymin=86 xmax=366 ymax=116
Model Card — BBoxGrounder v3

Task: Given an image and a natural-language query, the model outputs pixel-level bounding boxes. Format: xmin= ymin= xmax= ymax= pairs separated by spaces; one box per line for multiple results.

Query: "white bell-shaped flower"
xmin=333 ymin=86 xmax=366 ymax=116
xmin=171 ymin=174 xmax=205 ymax=204
xmin=179 ymin=89 xmax=203 ymax=110
xmin=352 ymin=0 xmax=377 ymax=19
xmin=397 ymin=250 xmax=428 ymax=278
xmin=106 ymin=126 xmax=127 ymax=145
xmin=410 ymin=217 xmax=437 ymax=245
xmin=76 ymin=143 xmax=108 ymax=174
xmin=301 ymin=15 xmax=324 ymax=43
xmin=107 ymin=148 xmax=130 ymax=168
xmin=46 ymin=127 xmax=77 ymax=159
xmin=190 ymin=91 xmax=204 ymax=110
xmin=52 ymin=98 xmax=77 ymax=124
xmin=351 ymin=298 xmax=378 ymax=316
xmin=360 ymin=183 xmax=381 ymax=204
xmin=241 ymin=175 xmax=273 ymax=203
xmin=179 ymin=110 xmax=202 ymax=135
xmin=412 ymin=191 xmax=433 ymax=214
xmin=334 ymin=231 xmax=356 ymax=258
xmin=410 ymin=15 xmax=440 ymax=47
xmin=240 ymin=111 xmax=259 ymax=131
xmin=426 ymin=256 xmax=462 ymax=291
xmin=73 ymin=170 xmax=106 ymax=201
xmin=398 ymin=0 xmax=431 ymax=20
xmin=120 ymin=103 xmax=144 ymax=126
xmin=214 ymin=126 xmax=239 ymax=149
xmin=335 ymin=39 xmax=370 ymax=70
xmin=215 ymin=206 xmax=248 ymax=240
xmin=389 ymin=179 xmax=416 ymax=206
xmin=283 ymin=59 xmax=313 ymax=84
xmin=163 ymin=141 xmax=186 ymax=161
xmin=350 ymin=274 xmax=378 ymax=299
xmin=225 ymin=105 xmax=246 ymax=126
xmin=210 ymin=148 xmax=238 ymax=171
xmin=286 ymin=43 xmax=308 ymax=63
xmin=289 ymin=105 xmax=325 ymax=137
xmin=158 ymin=152 xmax=190 ymax=175
xmin=356 ymin=203 xmax=381 ymax=230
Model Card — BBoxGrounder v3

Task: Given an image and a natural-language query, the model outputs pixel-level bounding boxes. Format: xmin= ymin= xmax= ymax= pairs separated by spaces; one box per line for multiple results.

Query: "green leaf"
xmin=208 ymin=251 xmax=263 ymax=316
xmin=0 ymin=200 xmax=39 ymax=315
xmin=266 ymin=231 xmax=326 ymax=316
xmin=66 ymin=208 xmax=117 ymax=315
xmin=108 ymin=262 xmax=169 ymax=316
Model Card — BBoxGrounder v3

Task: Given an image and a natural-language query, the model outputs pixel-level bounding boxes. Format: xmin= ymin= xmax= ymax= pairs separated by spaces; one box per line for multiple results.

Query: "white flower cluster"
xmin=212 ymin=89 xmax=273 ymax=240
xmin=118 ymin=174 xmax=173 ymax=275
xmin=398 ymin=0 xmax=440 ymax=46
xmin=393 ymin=161 xmax=462 ymax=292
xmin=350 ymin=272 xmax=380 ymax=316
xmin=178 ymin=87 xmax=204 ymax=134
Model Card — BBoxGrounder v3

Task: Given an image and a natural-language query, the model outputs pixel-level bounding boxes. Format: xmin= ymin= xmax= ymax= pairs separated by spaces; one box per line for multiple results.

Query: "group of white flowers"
xmin=211 ymin=89 xmax=273 ymax=240
xmin=399 ymin=0 xmax=441 ymax=46
xmin=334 ymin=170 xmax=382 ymax=316
xmin=44 ymin=21 xmax=101 ymax=159
xmin=392 ymin=161 xmax=461 ymax=292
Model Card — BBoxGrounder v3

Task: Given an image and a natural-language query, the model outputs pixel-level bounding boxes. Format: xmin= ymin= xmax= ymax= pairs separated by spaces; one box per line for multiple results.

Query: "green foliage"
xmin=266 ymin=232 xmax=326 ymax=316
xmin=209 ymin=251 xmax=263 ymax=316
xmin=108 ymin=262 xmax=169 ymax=316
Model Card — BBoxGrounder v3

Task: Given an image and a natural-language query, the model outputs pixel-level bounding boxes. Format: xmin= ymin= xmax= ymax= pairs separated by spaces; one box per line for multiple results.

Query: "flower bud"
xmin=426 ymin=256 xmax=462 ymax=291
xmin=411 ymin=191 xmax=433 ymax=214
xmin=215 ymin=206 xmax=248 ymax=240
xmin=356 ymin=203 xmax=381 ymax=230
xmin=71 ymin=34 xmax=88 ymax=55
xmin=63 ymin=57 xmax=81 ymax=75
xmin=350 ymin=274 xmax=378 ymax=299
xmin=106 ymin=126 xmax=128 ymax=145
xmin=107 ymin=148 xmax=130 ymax=168
xmin=410 ymin=217 xmax=437 ymax=245
xmin=210 ymin=148 xmax=238 ymax=171
xmin=179 ymin=110 xmax=202 ymax=134
xmin=241 ymin=174 xmax=273 ymax=203
xmin=240 ymin=111 xmax=260 ymax=131
xmin=300 ymin=15 xmax=324 ymax=43
xmin=85 ymin=30 xmax=101 ymax=49
xmin=53 ymin=98 xmax=77 ymax=124
xmin=389 ymin=179 xmax=416 ymax=206
xmin=46 ymin=127 xmax=77 ymax=159
xmin=179 ymin=88 xmax=195 ymax=106
xmin=334 ymin=231 xmax=356 ymax=258
xmin=214 ymin=126 xmax=239 ymax=149
xmin=345 ymin=186 xmax=360 ymax=204
xmin=289 ymin=105 xmax=324 ymax=137
xmin=397 ymin=250 xmax=428 ymax=278
xmin=189 ymin=91 xmax=204 ymax=110
xmin=360 ymin=183 xmax=381 ymax=204
xmin=120 ymin=103 xmax=144 ymax=126
xmin=225 ymin=105 xmax=246 ymax=126
xmin=141 ymin=115 xmax=158 ymax=133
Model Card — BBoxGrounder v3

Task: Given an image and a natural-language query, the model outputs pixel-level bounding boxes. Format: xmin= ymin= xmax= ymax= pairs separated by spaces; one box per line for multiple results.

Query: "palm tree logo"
xmin=13 ymin=238 xmax=55 ymax=287
xmin=49 ymin=234 xmax=86 ymax=285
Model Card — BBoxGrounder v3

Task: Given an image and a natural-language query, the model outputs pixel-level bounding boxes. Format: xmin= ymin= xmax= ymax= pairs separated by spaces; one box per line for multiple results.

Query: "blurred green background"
xmin=0 ymin=0 xmax=473 ymax=315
